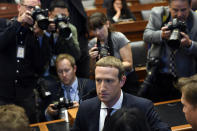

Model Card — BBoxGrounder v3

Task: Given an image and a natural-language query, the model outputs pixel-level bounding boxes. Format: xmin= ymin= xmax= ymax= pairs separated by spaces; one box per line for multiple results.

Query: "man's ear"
xmin=120 ymin=75 xmax=126 ymax=88
xmin=74 ymin=65 xmax=77 ymax=73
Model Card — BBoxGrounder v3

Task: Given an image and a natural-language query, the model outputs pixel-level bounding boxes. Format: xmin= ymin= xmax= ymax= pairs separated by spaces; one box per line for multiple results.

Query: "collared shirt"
xmin=45 ymin=77 xmax=79 ymax=121
xmin=61 ymin=77 xmax=79 ymax=102
xmin=99 ymin=90 xmax=123 ymax=131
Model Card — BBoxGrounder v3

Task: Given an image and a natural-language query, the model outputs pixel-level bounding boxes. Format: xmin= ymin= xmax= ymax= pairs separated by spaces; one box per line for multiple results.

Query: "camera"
xmin=54 ymin=14 xmax=72 ymax=39
xmin=137 ymin=57 xmax=160 ymax=97
xmin=52 ymin=97 xmax=73 ymax=121
xmin=37 ymin=78 xmax=51 ymax=99
xmin=32 ymin=6 xmax=49 ymax=30
xmin=52 ymin=97 xmax=73 ymax=110
xmin=98 ymin=44 xmax=109 ymax=58
xmin=167 ymin=18 xmax=187 ymax=50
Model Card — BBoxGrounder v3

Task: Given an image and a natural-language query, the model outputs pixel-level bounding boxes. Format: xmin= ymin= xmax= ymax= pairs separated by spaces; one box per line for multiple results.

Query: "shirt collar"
xmin=101 ymin=90 xmax=123 ymax=110
xmin=61 ymin=77 xmax=78 ymax=91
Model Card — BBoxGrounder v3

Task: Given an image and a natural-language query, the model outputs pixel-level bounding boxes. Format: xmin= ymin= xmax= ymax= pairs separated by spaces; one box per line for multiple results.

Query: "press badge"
xmin=16 ymin=46 xmax=25 ymax=59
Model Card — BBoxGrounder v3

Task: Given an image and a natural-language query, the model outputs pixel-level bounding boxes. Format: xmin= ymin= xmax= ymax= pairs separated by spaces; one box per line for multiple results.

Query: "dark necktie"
xmin=104 ymin=108 xmax=113 ymax=127
xmin=65 ymin=86 xmax=71 ymax=101
xmin=169 ymin=50 xmax=177 ymax=77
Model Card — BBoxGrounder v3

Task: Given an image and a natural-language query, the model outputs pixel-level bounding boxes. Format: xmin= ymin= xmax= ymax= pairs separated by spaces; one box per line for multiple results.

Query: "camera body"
xmin=167 ymin=18 xmax=187 ymax=50
xmin=54 ymin=14 xmax=72 ymax=38
xmin=98 ymin=44 xmax=109 ymax=58
xmin=52 ymin=97 xmax=73 ymax=110
xmin=32 ymin=6 xmax=49 ymax=30
xmin=52 ymin=97 xmax=73 ymax=121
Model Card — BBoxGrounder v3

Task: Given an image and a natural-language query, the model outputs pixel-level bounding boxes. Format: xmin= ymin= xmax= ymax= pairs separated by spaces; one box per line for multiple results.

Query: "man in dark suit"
xmin=43 ymin=54 xmax=96 ymax=120
xmin=72 ymin=56 xmax=171 ymax=131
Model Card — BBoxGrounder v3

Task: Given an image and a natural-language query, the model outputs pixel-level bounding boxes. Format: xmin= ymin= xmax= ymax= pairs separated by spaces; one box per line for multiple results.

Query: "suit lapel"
xmin=89 ymin=97 xmax=101 ymax=131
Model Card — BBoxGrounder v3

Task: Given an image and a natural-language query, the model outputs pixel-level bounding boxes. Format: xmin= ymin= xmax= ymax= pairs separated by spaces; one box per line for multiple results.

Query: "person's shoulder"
xmin=88 ymin=37 xmax=97 ymax=49
xmin=150 ymin=6 xmax=169 ymax=16
xmin=79 ymin=97 xmax=99 ymax=108
xmin=69 ymin=23 xmax=77 ymax=30
xmin=190 ymin=10 xmax=197 ymax=21
xmin=112 ymin=32 xmax=126 ymax=39
xmin=124 ymin=93 xmax=153 ymax=105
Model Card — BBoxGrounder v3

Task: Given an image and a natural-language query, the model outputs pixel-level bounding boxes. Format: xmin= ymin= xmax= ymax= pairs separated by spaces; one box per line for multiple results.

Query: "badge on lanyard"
xmin=16 ymin=46 xmax=25 ymax=59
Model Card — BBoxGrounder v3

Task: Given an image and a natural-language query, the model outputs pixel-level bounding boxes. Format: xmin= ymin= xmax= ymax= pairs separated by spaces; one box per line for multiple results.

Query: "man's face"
xmin=50 ymin=8 xmax=69 ymax=19
xmin=57 ymin=59 xmax=76 ymax=86
xmin=95 ymin=66 xmax=125 ymax=107
xmin=169 ymin=0 xmax=190 ymax=21
xmin=18 ymin=0 xmax=41 ymax=16
xmin=181 ymin=93 xmax=197 ymax=130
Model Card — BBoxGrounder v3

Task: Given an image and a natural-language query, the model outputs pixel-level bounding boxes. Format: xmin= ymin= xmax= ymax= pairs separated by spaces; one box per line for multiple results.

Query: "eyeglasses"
xmin=21 ymin=4 xmax=35 ymax=10
xmin=57 ymin=69 xmax=70 ymax=74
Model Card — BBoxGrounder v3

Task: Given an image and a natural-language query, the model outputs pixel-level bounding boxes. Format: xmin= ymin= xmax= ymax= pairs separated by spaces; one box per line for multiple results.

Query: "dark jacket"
xmin=0 ymin=18 xmax=47 ymax=98
xmin=72 ymin=93 xmax=171 ymax=131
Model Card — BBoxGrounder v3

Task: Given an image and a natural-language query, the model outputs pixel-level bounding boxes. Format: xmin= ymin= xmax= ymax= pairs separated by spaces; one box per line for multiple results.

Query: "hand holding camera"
xmin=17 ymin=10 xmax=34 ymax=25
xmin=162 ymin=18 xmax=188 ymax=50
xmin=89 ymin=46 xmax=99 ymax=59
xmin=47 ymin=104 xmax=59 ymax=116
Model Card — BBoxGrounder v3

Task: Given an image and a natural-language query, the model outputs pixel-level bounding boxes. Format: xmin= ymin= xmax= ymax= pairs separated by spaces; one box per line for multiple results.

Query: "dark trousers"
xmin=146 ymin=73 xmax=181 ymax=102
xmin=0 ymin=94 xmax=37 ymax=124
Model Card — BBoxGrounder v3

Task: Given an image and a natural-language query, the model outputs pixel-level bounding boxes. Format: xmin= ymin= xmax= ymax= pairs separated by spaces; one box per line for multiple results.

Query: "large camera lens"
xmin=54 ymin=14 xmax=72 ymax=39
xmin=167 ymin=18 xmax=186 ymax=50
xmin=32 ymin=6 xmax=49 ymax=30
xmin=57 ymin=21 xmax=72 ymax=38
xmin=168 ymin=29 xmax=181 ymax=50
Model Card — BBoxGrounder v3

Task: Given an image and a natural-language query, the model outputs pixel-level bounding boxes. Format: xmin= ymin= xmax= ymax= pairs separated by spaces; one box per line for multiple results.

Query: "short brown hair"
xmin=177 ymin=74 xmax=197 ymax=107
xmin=88 ymin=12 xmax=113 ymax=31
xmin=55 ymin=53 xmax=76 ymax=68
xmin=0 ymin=104 xmax=30 ymax=131
xmin=96 ymin=56 xmax=125 ymax=79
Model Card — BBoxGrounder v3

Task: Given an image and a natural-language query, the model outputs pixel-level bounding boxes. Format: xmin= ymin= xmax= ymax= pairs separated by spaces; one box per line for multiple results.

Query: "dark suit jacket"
xmin=44 ymin=77 xmax=96 ymax=106
xmin=72 ymin=93 xmax=171 ymax=131
xmin=40 ymin=77 xmax=96 ymax=121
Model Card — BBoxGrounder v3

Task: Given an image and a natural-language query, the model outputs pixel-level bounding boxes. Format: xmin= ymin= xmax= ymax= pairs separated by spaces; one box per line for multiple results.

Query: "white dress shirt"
xmin=99 ymin=90 xmax=123 ymax=131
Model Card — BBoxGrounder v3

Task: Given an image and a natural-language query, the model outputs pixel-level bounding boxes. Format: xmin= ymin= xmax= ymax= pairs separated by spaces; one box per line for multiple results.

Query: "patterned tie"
xmin=65 ymin=86 xmax=71 ymax=101
xmin=104 ymin=108 xmax=113 ymax=127
xmin=169 ymin=50 xmax=177 ymax=77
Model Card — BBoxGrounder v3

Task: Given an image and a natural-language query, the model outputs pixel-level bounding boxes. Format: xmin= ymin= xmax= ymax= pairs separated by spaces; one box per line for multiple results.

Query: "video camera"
xmin=52 ymin=97 xmax=73 ymax=121
xmin=167 ymin=18 xmax=187 ymax=50
xmin=53 ymin=14 xmax=72 ymax=39
xmin=32 ymin=6 xmax=49 ymax=30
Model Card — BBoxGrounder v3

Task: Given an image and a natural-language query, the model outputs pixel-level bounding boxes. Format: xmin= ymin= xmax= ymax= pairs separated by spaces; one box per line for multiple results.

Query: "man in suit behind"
xmin=72 ymin=56 xmax=171 ymax=131
xmin=43 ymin=54 xmax=96 ymax=120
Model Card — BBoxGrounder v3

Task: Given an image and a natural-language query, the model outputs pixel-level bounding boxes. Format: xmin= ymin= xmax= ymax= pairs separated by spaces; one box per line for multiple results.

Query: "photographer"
xmin=141 ymin=0 xmax=197 ymax=102
xmin=38 ymin=0 xmax=81 ymax=77
xmin=88 ymin=12 xmax=139 ymax=95
xmin=0 ymin=0 xmax=48 ymax=123
xmin=44 ymin=54 xmax=96 ymax=121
